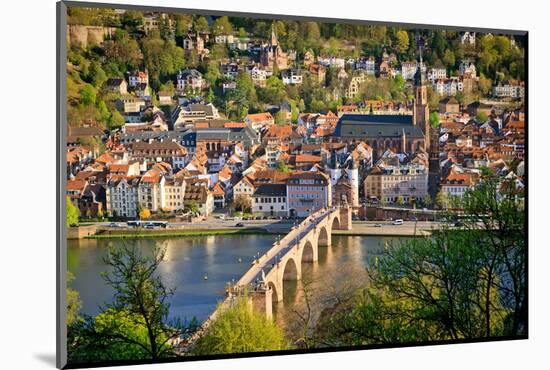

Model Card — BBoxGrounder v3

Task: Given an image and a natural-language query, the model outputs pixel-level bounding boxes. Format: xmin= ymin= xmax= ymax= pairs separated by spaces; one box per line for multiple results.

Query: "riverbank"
xmin=332 ymin=221 xmax=440 ymax=237
xmin=83 ymin=220 xmax=442 ymax=239
xmin=88 ymin=227 xmax=276 ymax=239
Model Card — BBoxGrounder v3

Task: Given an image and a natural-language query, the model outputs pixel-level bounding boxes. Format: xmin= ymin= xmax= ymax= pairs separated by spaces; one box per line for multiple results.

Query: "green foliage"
xmin=103 ymin=31 xmax=143 ymax=69
xmin=324 ymin=172 xmax=525 ymax=345
xmin=212 ymin=16 xmax=233 ymax=36
xmin=258 ymin=76 xmax=287 ymax=105
xmin=442 ymin=49 xmax=455 ymax=69
xmin=435 ymin=191 xmax=448 ymax=210
xmin=274 ymin=111 xmax=287 ymax=124
xmin=86 ymin=61 xmax=107 ymax=88
xmin=478 ymin=74 xmax=492 ymax=95
xmin=67 ymin=196 xmax=80 ymax=227
xmin=120 ymin=10 xmax=144 ymax=34
xmin=67 ymin=7 xmax=119 ymax=27
xmin=193 ymin=294 xmax=288 ymax=355
xmin=109 ymin=110 xmax=125 ymax=130
xmin=193 ymin=16 xmax=209 ymax=33
xmin=429 ymin=111 xmax=440 ymax=128
xmin=79 ymin=85 xmax=97 ymax=106
xmin=422 ymin=193 xmax=433 ymax=207
xmin=476 ymin=111 xmax=488 ymax=123
xmin=69 ymin=308 xmax=173 ymax=362
xmin=141 ymin=36 xmax=185 ymax=89
xmin=185 ymin=201 xmax=200 ymax=215
xmin=67 ymin=272 xmax=82 ymax=326
xmin=68 ymin=244 xmax=194 ymax=363
xmin=97 ymin=100 xmax=110 ymax=123
xmin=277 ymin=161 xmax=291 ymax=173
xmin=395 ymin=30 xmax=410 ymax=54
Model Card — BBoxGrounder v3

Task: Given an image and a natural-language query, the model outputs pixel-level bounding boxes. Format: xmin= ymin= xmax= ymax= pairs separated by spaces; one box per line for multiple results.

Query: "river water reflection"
xmin=68 ymin=234 xmax=400 ymax=326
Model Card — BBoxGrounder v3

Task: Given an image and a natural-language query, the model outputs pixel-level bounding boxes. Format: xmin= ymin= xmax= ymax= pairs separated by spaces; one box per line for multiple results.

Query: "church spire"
xmin=414 ymin=32 xmax=425 ymax=86
xmin=271 ymin=23 xmax=278 ymax=46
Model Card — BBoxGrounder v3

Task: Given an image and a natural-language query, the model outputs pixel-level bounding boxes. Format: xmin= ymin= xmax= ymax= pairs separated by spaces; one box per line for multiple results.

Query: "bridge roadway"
xmin=237 ymin=207 xmax=334 ymax=290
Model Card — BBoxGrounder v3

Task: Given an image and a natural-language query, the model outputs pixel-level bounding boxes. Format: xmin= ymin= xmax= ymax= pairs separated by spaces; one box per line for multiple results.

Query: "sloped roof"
xmin=334 ymin=114 xmax=424 ymax=139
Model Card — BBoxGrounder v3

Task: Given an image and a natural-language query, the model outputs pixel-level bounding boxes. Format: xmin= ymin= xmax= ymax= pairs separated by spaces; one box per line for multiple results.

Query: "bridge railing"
xmin=234 ymin=207 xmax=337 ymax=288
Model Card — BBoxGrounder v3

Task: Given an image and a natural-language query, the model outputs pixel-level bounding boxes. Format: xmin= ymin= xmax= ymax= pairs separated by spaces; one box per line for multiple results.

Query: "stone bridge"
xmin=234 ymin=206 xmax=352 ymax=318
xmin=179 ymin=207 xmax=353 ymax=351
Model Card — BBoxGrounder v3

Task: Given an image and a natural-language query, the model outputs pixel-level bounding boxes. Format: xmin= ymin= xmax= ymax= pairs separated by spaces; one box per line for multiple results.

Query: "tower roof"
xmin=414 ymin=34 xmax=426 ymax=86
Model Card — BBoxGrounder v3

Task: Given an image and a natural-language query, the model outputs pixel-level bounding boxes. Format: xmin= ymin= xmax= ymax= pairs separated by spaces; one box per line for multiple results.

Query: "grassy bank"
xmin=87 ymin=227 xmax=278 ymax=239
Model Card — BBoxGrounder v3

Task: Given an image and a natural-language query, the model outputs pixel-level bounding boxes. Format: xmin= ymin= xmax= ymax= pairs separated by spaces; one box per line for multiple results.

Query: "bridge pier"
xmin=249 ymin=288 xmax=274 ymax=319
xmin=337 ymin=207 xmax=353 ymax=231
xmin=236 ymin=207 xmax=354 ymax=320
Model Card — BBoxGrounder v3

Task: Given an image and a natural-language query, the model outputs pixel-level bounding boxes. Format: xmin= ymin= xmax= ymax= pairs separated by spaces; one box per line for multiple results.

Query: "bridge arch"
xmin=331 ymin=214 xmax=341 ymax=230
xmin=301 ymin=239 xmax=317 ymax=263
xmin=282 ymin=257 xmax=299 ymax=281
xmin=267 ymin=280 xmax=281 ymax=303
xmin=317 ymin=226 xmax=330 ymax=247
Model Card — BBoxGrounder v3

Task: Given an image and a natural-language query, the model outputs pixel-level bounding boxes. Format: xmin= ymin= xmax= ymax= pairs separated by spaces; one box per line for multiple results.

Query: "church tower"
xmin=270 ymin=23 xmax=278 ymax=47
xmin=412 ymin=39 xmax=430 ymax=151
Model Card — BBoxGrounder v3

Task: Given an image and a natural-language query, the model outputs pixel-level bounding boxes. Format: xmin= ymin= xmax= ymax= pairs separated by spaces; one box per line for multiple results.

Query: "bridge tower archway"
xmin=331 ymin=215 xmax=341 ymax=230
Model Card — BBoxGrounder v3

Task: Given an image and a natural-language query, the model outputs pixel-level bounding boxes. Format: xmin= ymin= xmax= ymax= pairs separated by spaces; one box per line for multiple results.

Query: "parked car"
xmin=374 ymin=223 xmax=382 ymax=228
xmin=235 ymin=222 xmax=244 ymax=227
xmin=392 ymin=219 xmax=404 ymax=225
xmin=108 ymin=222 xmax=118 ymax=228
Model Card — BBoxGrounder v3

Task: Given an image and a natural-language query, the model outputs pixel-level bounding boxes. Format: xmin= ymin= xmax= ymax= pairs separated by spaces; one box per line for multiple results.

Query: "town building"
xmin=251 ymin=184 xmax=288 ymax=217
xmin=287 ymin=171 xmax=332 ymax=217
xmin=106 ymin=78 xmax=127 ymax=94
xmin=105 ymin=176 xmax=140 ymax=218
xmin=363 ymin=153 xmax=429 ymax=204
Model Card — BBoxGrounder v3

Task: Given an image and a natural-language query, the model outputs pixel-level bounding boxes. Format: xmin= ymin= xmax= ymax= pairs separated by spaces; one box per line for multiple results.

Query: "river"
xmin=68 ymin=234 xmax=399 ymax=331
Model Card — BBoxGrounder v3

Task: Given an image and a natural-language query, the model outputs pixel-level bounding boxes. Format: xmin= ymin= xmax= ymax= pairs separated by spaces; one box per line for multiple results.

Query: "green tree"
xmin=212 ymin=16 xmax=233 ymax=36
xmin=97 ymin=100 xmax=110 ymax=123
xmin=323 ymin=173 xmax=525 ymax=346
xmin=396 ymin=196 xmax=404 ymax=206
xmin=109 ymin=110 xmax=125 ymax=130
xmin=277 ymin=161 xmax=291 ymax=173
xmin=429 ymin=111 xmax=440 ymax=128
xmin=67 ymin=272 xmax=82 ymax=326
xmin=461 ymin=169 xmax=526 ymax=335
xmin=422 ymin=193 xmax=433 ymax=207
xmin=121 ymin=10 xmax=144 ymax=34
xmin=435 ymin=191 xmax=448 ymax=210
xmin=66 ymin=196 xmax=80 ymax=227
xmin=193 ymin=16 xmax=209 ymax=33
xmin=185 ymin=201 xmax=200 ymax=215
xmin=395 ymin=30 xmax=410 ymax=54
xmin=87 ymin=61 xmax=107 ymax=88
xmin=476 ymin=111 xmax=488 ymax=123
xmin=478 ymin=74 xmax=492 ymax=95
xmin=79 ymin=85 xmax=97 ymax=106
xmin=69 ymin=245 xmax=196 ymax=362
xmin=442 ymin=49 xmax=455 ymax=69
xmin=193 ymin=293 xmax=288 ymax=355
xmin=274 ymin=111 xmax=287 ymax=124
xmin=103 ymin=31 xmax=143 ymax=69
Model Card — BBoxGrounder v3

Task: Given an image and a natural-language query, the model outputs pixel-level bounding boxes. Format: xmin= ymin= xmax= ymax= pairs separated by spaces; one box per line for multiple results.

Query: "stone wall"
xmin=67 ymin=25 xmax=116 ymax=48
xmin=67 ymin=224 xmax=98 ymax=239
